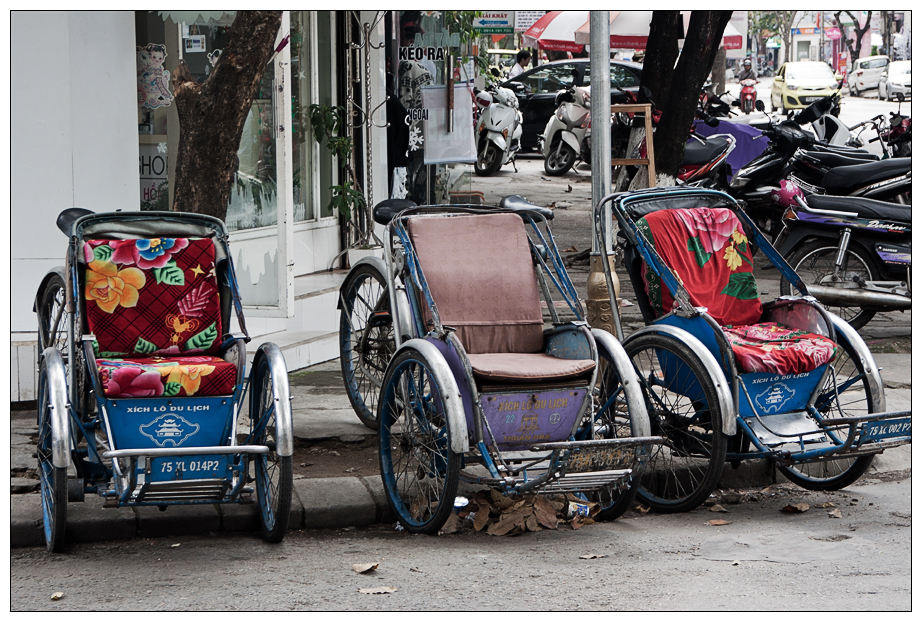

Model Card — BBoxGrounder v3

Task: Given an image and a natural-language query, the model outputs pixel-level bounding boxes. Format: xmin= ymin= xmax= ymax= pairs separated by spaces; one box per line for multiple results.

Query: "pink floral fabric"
xmin=97 ymin=356 xmax=236 ymax=398
xmin=722 ymin=322 xmax=838 ymax=375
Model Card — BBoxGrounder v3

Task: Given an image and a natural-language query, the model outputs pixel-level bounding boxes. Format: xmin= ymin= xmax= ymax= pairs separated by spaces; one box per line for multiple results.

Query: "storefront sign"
xmin=139 ymin=143 xmax=169 ymax=210
xmin=514 ymin=11 xmax=545 ymax=32
xmin=825 ymin=27 xmax=841 ymax=40
xmin=473 ymin=12 xmax=513 ymax=34
xmin=792 ymin=27 xmax=819 ymax=35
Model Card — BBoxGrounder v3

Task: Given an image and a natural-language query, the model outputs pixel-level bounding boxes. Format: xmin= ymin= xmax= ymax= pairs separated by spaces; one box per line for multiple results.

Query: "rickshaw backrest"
xmin=407 ymin=213 xmax=544 ymax=354
xmin=83 ymin=238 xmax=223 ymax=357
xmin=637 ymin=207 xmax=762 ymax=327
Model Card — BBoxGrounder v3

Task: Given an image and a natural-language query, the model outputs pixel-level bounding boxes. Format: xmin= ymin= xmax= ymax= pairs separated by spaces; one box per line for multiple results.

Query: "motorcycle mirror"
xmin=640 ymin=86 xmax=652 ymax=99
xmin=705 ymin=116 xmax=720 ymax=128
xmin=755 ymin=99 xmax=765 ymax=112
xmin=895 ymin=92 xmax=905 ymax=102
xmin=491 ymin=67 xmax=501 ymax=78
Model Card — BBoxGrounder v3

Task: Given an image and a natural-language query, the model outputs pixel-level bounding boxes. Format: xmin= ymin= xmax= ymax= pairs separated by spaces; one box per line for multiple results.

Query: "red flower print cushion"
xmin=637 ymin=208 xmax=762 ymax=327
xmin=84 ymin=238 xmax=223 ymax=357
xmin=722 ymin=322 xmax=838 ymax=375
xmin=96 ymin=356 xmax=236 ymax=398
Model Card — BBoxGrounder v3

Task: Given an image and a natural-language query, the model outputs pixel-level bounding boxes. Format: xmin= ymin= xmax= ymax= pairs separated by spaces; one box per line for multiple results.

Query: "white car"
xmin=847 ymin=55 xmax=889 ymax=95
xmin=878 ymin=60 xmax=911 ymax=101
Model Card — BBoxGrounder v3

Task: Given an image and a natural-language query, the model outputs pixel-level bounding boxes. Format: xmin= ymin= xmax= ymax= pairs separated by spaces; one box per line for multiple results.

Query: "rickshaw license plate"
xmin=566 ymin=445 xmax=636 ymax=474
xmin=859 ymin=418 xmax=912 ymax=444
xmin=149 ymin=456 xmax=230 ymax=481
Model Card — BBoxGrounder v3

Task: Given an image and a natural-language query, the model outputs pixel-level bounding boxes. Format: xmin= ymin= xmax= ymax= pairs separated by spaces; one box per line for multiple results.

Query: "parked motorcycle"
xmin=879 ymin=93 xmax=911 ymax=158
xmin=772 ymin=183 xmax=911 ymax=329
xmin=474 ymin=86 xmax=522 ymax=176
xmin=541 ymin=84 xmax=591 ymax=176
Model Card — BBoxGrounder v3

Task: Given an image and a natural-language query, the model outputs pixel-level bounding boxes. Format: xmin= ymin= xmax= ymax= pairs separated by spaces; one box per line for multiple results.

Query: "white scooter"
xmin=473 ymin=86 xmax=522 ymax=176
xmin=540 ymin=85 xmax=591 ymax=176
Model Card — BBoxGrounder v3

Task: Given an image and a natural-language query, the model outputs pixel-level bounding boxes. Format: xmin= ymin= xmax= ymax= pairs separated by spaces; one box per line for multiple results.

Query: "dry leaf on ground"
xmin=358 ymin=587 xmax=397 ymax=594
xmin=709 ymin=504 xmax=729 ymax=513
xmin=579 ymin=554 xmax=608 ymax=559
xmin=352 ymin=563 xmax=379 ymax=574
xmin=51 ymin=592 xmax=64 ymax=601
xmin=707 ymin=519 xmax=731 ymax=526
xmin=781 ymin=503 xmax=810 ymax=513
xmin=827 ymin=508 xmax=843 ymax=519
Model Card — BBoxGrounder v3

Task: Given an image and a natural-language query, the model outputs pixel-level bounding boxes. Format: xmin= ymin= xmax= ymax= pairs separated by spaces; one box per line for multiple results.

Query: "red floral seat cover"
xmin=637 ymin=208 xmax=837 ymax=375
xmin=84 ymin=238 xmax=233 ymax=397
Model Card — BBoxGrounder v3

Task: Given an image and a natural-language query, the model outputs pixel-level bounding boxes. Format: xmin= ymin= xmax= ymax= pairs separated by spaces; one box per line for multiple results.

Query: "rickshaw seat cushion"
xmin=83 ymin=238 xmax=223 ymax=357
xmin=636 ymin=207 xmax=762 ymax=327
xmin=722 ymin=322 xmax=838 ymax=375
xmin=408 ymin=213 xmax=544 ymax=354
xmin=96 ymin=356 xmax=237 ymax=398
xmin=467 ymin=352 xmax=595 ymax=383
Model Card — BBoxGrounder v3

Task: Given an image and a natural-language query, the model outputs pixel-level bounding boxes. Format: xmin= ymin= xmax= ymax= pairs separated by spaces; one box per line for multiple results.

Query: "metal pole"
xmin=589 ymin=11 xmax=611 ymax=253
xmin=586 ymin=11 xmax=622 ymax=338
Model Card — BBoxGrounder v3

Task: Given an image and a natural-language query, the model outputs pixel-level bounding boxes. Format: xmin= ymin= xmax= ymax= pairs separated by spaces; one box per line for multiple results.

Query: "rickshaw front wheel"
xmin=379 ymin=349 xmax=461 ymax=535
xmin=251 ymin=354 xmax=293 ymax=543
xmin=624 ymin=333 xmax=727 ymax=513
xmin=37 ymin=353 xmax=68 ymax=553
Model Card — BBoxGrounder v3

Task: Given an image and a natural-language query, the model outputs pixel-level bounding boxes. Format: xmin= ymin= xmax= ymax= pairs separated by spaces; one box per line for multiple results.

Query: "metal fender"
xmin=591 ymin=329 xmax=650 ymax=437
xmin=560 ymin=130 xmax=581 ymax=155
xmin=390 ymin=339 xmax=470 ymax=454
xmin=624 ymin=324 xmax=737 ymax=437
xmin=827 ymin=315 xmax=886 ymax=413
xmin=40 ymin=348 xmax=71 ymax=468
xmin=484 ymin=131 xmax=508 ymax=153
xmin=254 ymin=343 xmax=293 ymax=457
xmin=336 ymin=256 xmax=388 ymax=310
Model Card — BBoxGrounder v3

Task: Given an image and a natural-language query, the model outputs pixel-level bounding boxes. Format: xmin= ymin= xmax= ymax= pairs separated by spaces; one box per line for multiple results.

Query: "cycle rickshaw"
xmin=595 ymin=186 xmax=911 ymax=512
xmin=339 ymin=196 xmax=662 ymax=534
xmin=34 ymin=208 xmax=293 ymax=552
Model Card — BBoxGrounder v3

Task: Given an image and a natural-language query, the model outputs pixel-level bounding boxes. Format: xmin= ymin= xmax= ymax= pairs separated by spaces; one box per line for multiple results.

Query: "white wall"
xmin=11 ymin=11 xmax=138 ymax=399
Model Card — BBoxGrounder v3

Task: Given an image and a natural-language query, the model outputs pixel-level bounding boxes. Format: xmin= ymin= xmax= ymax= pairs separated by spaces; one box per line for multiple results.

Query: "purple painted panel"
xmin=481 ymin=389 xmax=587 ymax=450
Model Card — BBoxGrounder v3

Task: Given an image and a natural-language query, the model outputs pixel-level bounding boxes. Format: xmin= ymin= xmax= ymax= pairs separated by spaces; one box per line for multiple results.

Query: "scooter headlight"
xmin=556 ymin=108 xmax=564 ymax=121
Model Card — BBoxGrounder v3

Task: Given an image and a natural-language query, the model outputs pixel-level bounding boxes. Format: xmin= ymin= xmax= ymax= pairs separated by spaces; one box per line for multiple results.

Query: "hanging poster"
xmin=137 ymin=43 xmax=174 ymax=109
xmin=420 ymin=83 xmax=476 ymax=164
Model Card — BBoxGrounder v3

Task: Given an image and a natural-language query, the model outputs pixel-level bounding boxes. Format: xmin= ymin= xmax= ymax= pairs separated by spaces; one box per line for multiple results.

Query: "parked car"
xmin=878 ymin=60 xmax=911 ymax=101
xmin=771 ymin=61 xmax=842 ymax=113
xmin=499 ymin=59 xmax=643 ymax=150
xmin=847 ymin=55 xmax=889 ymax=95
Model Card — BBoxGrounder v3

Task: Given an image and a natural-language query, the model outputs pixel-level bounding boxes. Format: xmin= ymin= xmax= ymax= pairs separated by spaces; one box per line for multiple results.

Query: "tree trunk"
xmin=171 ymin=11 xmax=283 ymax=220
xmin=647 ymin=10 xmax=732 ymax=183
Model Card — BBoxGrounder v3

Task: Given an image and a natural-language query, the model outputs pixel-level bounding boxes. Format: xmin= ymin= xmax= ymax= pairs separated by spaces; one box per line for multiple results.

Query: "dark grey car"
xmin=500 ymin=59 xmax=643 ymax=150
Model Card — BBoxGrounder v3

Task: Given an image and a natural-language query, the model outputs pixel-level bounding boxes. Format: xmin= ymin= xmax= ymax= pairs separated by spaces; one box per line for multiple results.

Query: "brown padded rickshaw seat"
xmin=407 ymin=213 xmax=595 ymax=383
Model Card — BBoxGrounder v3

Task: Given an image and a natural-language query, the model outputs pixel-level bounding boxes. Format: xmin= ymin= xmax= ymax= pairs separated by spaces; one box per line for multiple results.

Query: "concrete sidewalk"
xmin=10 ymin=353 xmax=911 ymax=549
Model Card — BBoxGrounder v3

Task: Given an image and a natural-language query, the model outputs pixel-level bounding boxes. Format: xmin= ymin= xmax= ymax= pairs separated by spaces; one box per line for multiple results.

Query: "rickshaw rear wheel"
xmin=776 ymin=330 xmax=878 ymax=490
xmin=37 ymin=356 xmax=68 ymax=553
xmin=379 ymin=349 xmax=461 ymax=535
xmin=625 ymin=333 xmax=727 ymax=513
xmin=588 ymin=349 xmax=644 ymax=521
xmin=251 ymin=355 xmax=293 ymax=543
xmin=340 ymin=264 xmax=393 ymax=430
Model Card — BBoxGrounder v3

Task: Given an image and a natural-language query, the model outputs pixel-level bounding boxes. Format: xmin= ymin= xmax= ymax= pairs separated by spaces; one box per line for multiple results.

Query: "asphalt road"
xmin=10 ymin=477 xmax=911 ymax=610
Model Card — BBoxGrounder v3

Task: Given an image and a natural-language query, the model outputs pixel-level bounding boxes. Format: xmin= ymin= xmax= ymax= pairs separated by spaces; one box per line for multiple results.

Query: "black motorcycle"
xmin=774 ymin=193 xmax=911 ymax=329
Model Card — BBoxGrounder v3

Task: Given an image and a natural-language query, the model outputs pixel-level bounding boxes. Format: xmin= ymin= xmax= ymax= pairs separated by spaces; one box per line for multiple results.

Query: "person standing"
xmin=508 ymin=50 xmax=531 ymax=79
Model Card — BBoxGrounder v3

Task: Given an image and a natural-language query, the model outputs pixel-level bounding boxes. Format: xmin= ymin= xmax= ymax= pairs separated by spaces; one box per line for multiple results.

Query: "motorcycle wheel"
xmin=544 ymin=139 xmax=576 ymax=176
xmin=474 ymin=141 xmax=503 ymax=176
xmin=742 ymin=99 xmax=753 ymax=114
xmin=780 ymin=239 xmax=881 ymax=330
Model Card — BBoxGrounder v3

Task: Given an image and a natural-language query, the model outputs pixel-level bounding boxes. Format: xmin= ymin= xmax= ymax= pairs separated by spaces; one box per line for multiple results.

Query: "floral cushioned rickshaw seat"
xmin=84 ymin=237 xmax=235 ymax=397
xmin=637 ymin=208 xmax=837 ymax=375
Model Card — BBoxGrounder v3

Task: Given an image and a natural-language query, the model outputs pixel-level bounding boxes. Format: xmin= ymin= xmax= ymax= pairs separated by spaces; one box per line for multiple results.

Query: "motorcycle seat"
xmin=821 ymin=157 xmax=912 ymax=192
xmin=684 ymin=137 xmax=729 ymax=165
xmin=803 ymin=150 xmax=878 ymax=168
xmin=811 ymin=144 xmax=879 ymax=160
xmin=499 ymin=195 xmax=555 ymax=221
xmin=373 ymin=199 xmax=418 ymax=225
xmin=806 ymin=194 xmax=912 ymax=224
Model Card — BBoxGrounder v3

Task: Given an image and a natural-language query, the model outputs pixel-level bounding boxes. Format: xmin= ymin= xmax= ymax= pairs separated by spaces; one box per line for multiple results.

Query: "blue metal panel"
xmin=106 ymin=396 xmax=234 ymax=450
xmin=738 ymin=366 xmax=828 ymax=418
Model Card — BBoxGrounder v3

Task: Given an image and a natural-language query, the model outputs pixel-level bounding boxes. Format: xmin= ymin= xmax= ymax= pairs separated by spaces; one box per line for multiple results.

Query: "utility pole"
xmin=586 ymin=11 xmax=622 ymax=338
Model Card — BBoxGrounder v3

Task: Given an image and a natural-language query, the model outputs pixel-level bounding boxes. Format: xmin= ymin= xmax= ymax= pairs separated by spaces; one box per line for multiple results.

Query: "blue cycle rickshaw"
xmin=34 ymin=208 xmax=293 ymax=552
xmin=339 ymin=196 xmax=662 ymax=534
xmin=595 ymin=187 xmax=911 ymax=512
